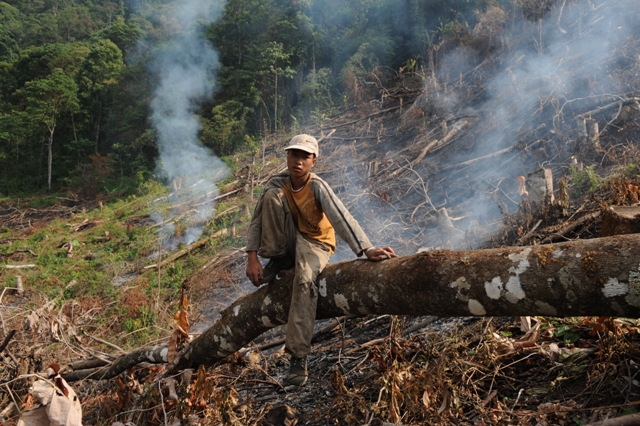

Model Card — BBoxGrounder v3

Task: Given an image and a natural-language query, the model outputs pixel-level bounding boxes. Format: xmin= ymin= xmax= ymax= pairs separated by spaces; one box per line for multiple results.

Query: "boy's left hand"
xmin=365 ymin=247 xmax=397 ymax=262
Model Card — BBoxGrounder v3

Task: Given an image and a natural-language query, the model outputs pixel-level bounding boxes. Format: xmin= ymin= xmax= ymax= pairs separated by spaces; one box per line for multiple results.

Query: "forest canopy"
xmin=0 ymin=0 xmax=526 ymax=195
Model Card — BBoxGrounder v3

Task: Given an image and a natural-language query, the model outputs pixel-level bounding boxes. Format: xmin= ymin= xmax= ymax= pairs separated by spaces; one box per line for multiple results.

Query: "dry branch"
xmin=317 ymin=128 xmax=336 ymax=142
xmin=67 ymin=358 xmax=110 ymax=371
xmin=144 ymin=228 xmax=228 ymax=270
xmin=539 ymin=212 xmax=601 ymax=244
xmin=578 ymin=97 xmax=640 ymax=119
xmin=2 ymin=264 xmax=36 ymax=269
xmin=412 ymin=119 xmax=470 ymax=165
xmin=0 ymin=330 xmax=16 ymax=354
xmin=330 ymin=106 xmax=401 ymax=129
xmin=585 ymin=413 xmax=640 ymax=426
xmin=62 ymin=345 xmax=168 ymax=381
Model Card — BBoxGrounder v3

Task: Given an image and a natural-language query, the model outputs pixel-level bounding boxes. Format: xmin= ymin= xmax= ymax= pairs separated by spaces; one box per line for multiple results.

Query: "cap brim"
xmin=285 ymin=145 xmax=316 ymax=154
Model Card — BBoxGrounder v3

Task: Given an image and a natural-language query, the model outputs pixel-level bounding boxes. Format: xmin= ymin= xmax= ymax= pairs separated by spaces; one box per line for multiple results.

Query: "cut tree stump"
xmin=599 ymin=205 xmax=640 ymax=237
xmin=574 ymin=117 xmax=603 ymax=164
xmin=527 ymin=168 xmax=554 ymax=207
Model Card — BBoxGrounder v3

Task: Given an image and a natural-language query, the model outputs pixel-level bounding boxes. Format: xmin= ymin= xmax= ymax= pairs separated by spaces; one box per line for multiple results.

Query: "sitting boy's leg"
xmin=258 ymin=188 xmax=297 ymax=283
xmin=285 ymin=236 xmax=331 ymax=385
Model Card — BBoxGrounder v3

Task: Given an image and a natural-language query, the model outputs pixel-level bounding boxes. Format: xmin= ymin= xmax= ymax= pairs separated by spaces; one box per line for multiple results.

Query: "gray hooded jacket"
xmin=246 ymin=171 xmax=373 ymax=256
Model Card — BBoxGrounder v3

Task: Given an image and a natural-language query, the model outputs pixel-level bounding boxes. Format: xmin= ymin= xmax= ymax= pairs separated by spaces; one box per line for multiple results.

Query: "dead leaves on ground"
xmin=320 ymin=316 xmax=639 ymax=425
xmin=79 ymin=315 xmax=639 ymax=425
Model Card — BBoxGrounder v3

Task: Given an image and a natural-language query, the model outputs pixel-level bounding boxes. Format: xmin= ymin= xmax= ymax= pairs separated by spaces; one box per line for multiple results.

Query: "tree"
xmin=0 ymin=2 xmax=24 ymax=61
xmin=76 ymin=38 xmax=123 ymax=153
xmin=93 ymin=16 xmax=144 ymax=52
xmin=58 ymin=5 xmax=94 ymax=42
xmin=199 ymin=100 xmax=250 ymax=156
xmin=64 ymin=233 xmax=640 ymax=380
xmin=20 ymin=68 xmax=79 ymax=190
xmin=257 ymin=41 xmax=295 ymax=132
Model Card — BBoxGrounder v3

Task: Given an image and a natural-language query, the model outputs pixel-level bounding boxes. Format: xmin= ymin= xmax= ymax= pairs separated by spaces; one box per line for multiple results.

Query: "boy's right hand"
xmin=246 ymin=252 xmax=264 ymax=287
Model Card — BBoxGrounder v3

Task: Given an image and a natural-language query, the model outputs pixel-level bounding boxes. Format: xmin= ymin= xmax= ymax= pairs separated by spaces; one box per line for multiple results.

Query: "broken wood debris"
xmin=144 ymin=228 xmax=228 ymax=270
xmin=2 ymin=264 xmax=36 ymax=269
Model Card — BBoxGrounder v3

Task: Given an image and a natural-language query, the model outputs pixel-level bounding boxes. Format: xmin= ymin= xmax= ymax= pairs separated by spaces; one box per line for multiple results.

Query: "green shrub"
xmin=570 ymin=165 xmax=600 ymax=195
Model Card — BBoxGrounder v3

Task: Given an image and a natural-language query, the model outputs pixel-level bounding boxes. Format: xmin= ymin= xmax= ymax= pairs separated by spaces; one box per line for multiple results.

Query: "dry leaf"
xmin=422 ymin=390 xmax=431 ymax=408
xmin=167 ymin=329 xmax=180 ymax=363
xmin=438 ymin=388 xmax=450 ymax=415
xmin=519 ymin=316 xmax=532 ymax=333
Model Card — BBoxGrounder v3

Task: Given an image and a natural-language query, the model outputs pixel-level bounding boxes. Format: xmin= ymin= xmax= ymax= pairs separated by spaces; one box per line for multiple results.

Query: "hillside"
xmin=2 ymin=0 xmax=640 ymax=425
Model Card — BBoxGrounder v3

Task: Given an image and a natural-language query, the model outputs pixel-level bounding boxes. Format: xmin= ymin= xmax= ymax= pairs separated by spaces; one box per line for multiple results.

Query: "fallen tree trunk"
xmin=170 ymin=233 xmax=640 ymax=371
xmin=68 ymin=234 xmax=640 ymax=380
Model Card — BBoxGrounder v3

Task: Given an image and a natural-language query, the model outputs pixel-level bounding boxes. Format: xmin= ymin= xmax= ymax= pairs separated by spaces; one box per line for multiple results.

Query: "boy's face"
xmin=287 ymin=149 xmax=316 ymax=180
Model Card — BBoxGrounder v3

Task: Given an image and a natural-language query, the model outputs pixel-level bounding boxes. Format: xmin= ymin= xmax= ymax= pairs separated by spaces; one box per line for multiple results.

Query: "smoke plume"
xmin=147 ymin=0 xmax=229 ymax=246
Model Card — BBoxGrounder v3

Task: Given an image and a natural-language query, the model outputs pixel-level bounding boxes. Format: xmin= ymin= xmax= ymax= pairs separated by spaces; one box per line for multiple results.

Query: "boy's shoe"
xmin=285 ymin=356 xmax=308 ymax=386
xmin=259 ymin=256 xmax=295 ymax=284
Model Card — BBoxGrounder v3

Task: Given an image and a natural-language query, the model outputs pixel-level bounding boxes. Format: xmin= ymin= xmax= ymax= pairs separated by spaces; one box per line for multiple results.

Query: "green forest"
xmin=0 ymin=0 xmax=506 ymax=196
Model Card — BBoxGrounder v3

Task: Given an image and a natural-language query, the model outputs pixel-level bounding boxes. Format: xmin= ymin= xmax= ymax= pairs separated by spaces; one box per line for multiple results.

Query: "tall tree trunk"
xmin=47 ymin=121 xmax=55 ymax=191
xmin=71 ymin=113 xmax=78 ymax=143
xmin=274 ymin=71 xmax=278 ymax=132
xmin=95 ymin=103 xmax=102 ymax=154
xmin=66 ymin=234 xmax=640 ymax=381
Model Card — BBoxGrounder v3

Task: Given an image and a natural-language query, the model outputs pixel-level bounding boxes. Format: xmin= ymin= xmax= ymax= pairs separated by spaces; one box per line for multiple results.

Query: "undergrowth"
xmin=0 ymin=175 xmax=251 ymax=354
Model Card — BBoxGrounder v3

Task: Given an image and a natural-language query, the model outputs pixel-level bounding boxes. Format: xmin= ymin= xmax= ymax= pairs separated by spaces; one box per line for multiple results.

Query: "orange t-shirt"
xmin=282 ymin=175 xmax=336 ymax=252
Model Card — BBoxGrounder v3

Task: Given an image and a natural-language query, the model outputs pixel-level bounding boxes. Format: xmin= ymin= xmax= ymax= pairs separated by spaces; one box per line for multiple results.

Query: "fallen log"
xmin=71 ymin=234 xmax=640 ymax=380
xmin=169 ymin=233 xmax=640 ymax=371
xmin=330 ymin=106 xmax=401 ymax=129
xmin=441 ymin=138 xmax=546 ymax=172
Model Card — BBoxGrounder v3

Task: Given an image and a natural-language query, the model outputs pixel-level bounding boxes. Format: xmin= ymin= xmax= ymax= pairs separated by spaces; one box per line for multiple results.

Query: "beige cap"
xmin=285 ymin=134 xmax=319 ymax=157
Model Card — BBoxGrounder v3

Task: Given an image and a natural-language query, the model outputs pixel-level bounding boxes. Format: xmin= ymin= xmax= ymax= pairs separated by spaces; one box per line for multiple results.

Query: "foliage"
xmin=199 ymin=101 xmax=251 ymax=156
xmin=0 ymin=0 xmax=531 ymax=196
xmin=299 ymin=67 xmax=336 ymax=111
xmin=570 ymin=165 xmax=601 ymax=196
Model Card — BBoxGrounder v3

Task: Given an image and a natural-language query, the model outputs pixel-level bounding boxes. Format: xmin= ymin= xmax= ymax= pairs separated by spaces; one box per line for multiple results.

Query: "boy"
xmin=246 ymin=134 xmax=397 ymax=386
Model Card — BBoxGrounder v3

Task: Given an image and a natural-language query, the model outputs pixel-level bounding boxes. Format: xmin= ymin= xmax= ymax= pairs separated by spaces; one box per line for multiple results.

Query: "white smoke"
xmin=411 ymin=0 xmax=639 ymax=247
xmin=147 ymin=0 xmax=229 ymax=246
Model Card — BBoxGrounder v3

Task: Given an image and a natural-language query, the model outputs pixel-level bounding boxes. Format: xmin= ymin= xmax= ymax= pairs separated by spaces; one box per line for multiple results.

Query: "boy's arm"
xmin=245 ymin=201 xmax=264 ymax=286
xmin=312 ymin=178 xmax=385 ymax=257
xmin=246 ymin=250 xmax=263 ymax=286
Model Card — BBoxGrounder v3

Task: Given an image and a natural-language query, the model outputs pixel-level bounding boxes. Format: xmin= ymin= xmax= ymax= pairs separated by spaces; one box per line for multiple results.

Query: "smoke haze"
xmin=436 ymin=0 xmax=638 ymax=245
xmin=322 ymin=0 xmax=640 ymax=258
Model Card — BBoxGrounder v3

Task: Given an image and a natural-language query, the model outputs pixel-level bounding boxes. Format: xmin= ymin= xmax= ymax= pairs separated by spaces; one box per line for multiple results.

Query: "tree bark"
xmin=170 ymin=233 xmax=640 ymax=371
